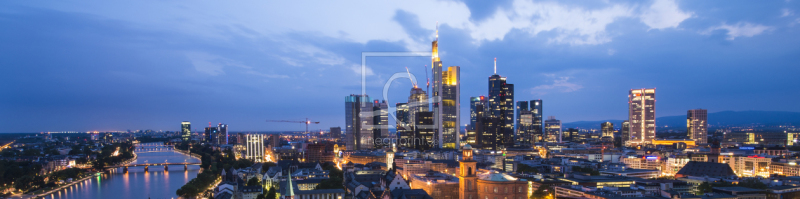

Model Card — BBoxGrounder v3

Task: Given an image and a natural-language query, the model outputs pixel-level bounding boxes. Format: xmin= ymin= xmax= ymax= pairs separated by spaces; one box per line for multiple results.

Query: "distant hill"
xmin=562 ymin=110 xmax=800 ymax=130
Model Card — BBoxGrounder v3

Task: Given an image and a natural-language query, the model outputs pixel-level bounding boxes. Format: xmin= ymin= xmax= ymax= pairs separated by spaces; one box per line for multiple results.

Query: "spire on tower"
xmin=494 ymin=57 xmax=497 ymax=74
xmin=436 ymin=21 xmax=439 ymax=40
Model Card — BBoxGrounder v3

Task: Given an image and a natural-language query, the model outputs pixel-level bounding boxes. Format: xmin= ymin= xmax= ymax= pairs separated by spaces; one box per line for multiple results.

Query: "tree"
xmin=266 ymin=187 xmax=277 ymax=199
xmin=696 ymin=182 xmax=712 ymax=195
xmin=530 ymin=184 xmax=553 ymax=199
xmin=247 ymin=177 xmax=261 ymax=187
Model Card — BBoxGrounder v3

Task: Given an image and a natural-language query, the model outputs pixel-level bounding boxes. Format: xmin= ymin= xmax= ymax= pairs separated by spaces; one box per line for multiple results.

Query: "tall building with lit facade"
xmin=469 ymin=96 xmax=487 ymax=131
xmin=628 ymin=88 xmax=656 ymax=146
xmin=373 ymin=100 xmax=389 ymax=143
xmin=396 ymin=103 xmax=411 ymax=147
xmin=181 ymin=121 xmax=191 ymax=142
xmin=245 ymin=134 xmax=265 ymax=162
xmin=345 ymin=94 xmax=373 ymax=151
xmin=601 ymin=122 xmax=614 ymax=138
xmin=469 ymin=96 xmax=489 ymax=148
xmin=415 ymin=111 xmax=435 ymax=150
xmin=621 ymin=120 xmax=630 ymax=146
xmin=530 ymin=100 xmax=543 ymax=143
xmin=544 ymin=116 xmax=562 ymax=143
xmin=430 ymin=30 xmax=461 ymax=149
xmin=515 ymin=100 xmax=542 ymax=147
xmin=217 ymin=123 xmax=228 ymax=145
xmin=204 ymin=126 xmax=218 ymax=143
xmin=687 ymin=109 xmax=708 ymax=144
xmin=488 ymin=59 xmax=514 ymax=149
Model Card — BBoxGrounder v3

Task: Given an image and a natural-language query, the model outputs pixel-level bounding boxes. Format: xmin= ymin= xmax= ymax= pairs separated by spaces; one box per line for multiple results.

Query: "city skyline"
xmin=2 ymin=1 xmax=800 ymax=132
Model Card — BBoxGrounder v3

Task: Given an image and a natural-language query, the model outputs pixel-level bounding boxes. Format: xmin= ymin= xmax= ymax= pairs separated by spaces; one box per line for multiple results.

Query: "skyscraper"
xmin=469 ymin=96 xmax=489 ymax=148
xmin=414 ymin=111 xmax=435 ymax=150
xmin=330 ymin=126 xmax=342 ymax=139
xmin=621 ymin=120 xmax=630 ymax=146
xmin=469 ymin=96 xmax=487 ymax=131
xmin=204 ymin=126 xmax=218 ymax=143
xmin=687 ymin=109 xmax=708 ymax=144
xmin=245 ymin=134 xmax=265 ymax=162
xmin=628 ymin=88 xmax=656 ymax=146
xmin=601 ymin=122 xmax=614 ymax=138
xmin=181 ymin=121 xmax=191 ymax=142
xmin=373 ymin=100 xmax=389 ymax=145
xmin=515 ymin=101 xmax=532 ymax=147
xmin=488 ymin=59 xmax=514 ymax=149
xmin=217 ymin=123 xmax=228 ymax=145
xmin=345 ymin=94 xmax=374 ymax=151
xmin=396 ymin=103 xmax=411 ymax=147
xmin=530 ymin=100 xmax=543 ymax=143
xmin=430 ymin=30 xmax=461 ymax=149
xmin=544 ymin=116 xmax=562 ymax=143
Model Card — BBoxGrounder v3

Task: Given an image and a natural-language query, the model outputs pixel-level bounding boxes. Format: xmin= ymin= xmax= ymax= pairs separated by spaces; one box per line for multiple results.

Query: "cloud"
xmin=185 ymin=52 xmax=251 ymax=76
xmin=640 ymin=0 xmax=694 ymax=30
xmin=467 ymin=0 xmax=692 ymax=45
xmin=607 ymin=49 xmax=616 ymax=56
xmin=530 ymin=76 xmax=583 ymax=95
xmin=702 ymin=22 xmax=773 ymax=40
xmin=782 ymin=9 xmax=794 ymax=17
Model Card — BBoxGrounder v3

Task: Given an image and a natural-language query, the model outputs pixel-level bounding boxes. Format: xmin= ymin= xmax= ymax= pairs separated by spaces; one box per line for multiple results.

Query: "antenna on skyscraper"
xmin=494 ymin=57 xmax=497 ymax=74
xmin=436 ymin=21 xmax=439 ymax=41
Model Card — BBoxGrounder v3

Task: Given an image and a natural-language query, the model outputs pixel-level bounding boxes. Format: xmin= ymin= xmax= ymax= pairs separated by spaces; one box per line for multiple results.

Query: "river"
xmin=42 ymin=143 xmax=201 ymax=199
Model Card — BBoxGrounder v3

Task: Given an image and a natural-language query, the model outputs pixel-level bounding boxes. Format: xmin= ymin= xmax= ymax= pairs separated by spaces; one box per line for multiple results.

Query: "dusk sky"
xmin=1 ymin=0 xmax=799 ymax=133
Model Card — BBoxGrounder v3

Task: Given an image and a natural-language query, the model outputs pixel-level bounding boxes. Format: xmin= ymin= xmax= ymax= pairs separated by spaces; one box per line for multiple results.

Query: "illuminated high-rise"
xmin=469 ymin=96 xmax=489 ymax=148
xmin=345 ymin=94 xmax=373 ymax=150
xmin=204 ymin=126 xmax=218 ymax=143
xmin=396 ymin=103 xmax=411 ymax=147
xmin=628 ymin=88 xmax=656 ymax=146
xmin=515 ymin=101 xmax=532 ymax=147
xmin=181 ymin=121 xmax=191 ymax=142
xmin=531 ymin=100 xmax=543 ymax=143
xmin=430 ymin=29 xmax=461 ymax=149
xmin=544 ymin=116 xmax=561 ymax=143
xmin=488 ymin=59 xmax=514 ymax=149
xmin=217 ymin=123 xmax=228 ymax=145
xmin=373 ymin=100 xmax=389 ymax=145
xmin=621 ymin=120 xmax=630 ymax=146
xmin=687 ymin=109 xmax=708 ymax=144
xmin=601 ymin=122 xmax=614 ymax=138
xmin=245 ymin=134 xmax=265 ymax=162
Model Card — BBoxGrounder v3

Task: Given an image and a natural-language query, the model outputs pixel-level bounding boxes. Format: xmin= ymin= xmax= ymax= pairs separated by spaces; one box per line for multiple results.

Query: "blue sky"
xmin=1 ymin=0 xmax=799 ymax=133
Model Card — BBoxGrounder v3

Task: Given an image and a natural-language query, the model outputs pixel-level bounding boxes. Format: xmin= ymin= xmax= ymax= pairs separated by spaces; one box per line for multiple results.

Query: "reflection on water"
xmin=45 ymin=143 xmax=201 ymax=199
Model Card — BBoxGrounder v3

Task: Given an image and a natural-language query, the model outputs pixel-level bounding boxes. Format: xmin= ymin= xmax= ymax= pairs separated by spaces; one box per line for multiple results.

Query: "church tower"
xmin=459 ymin=144 xmax=477 ymax=199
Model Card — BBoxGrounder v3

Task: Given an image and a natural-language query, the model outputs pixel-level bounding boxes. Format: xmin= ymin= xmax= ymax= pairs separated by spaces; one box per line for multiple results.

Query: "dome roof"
xmin=463 ymin=144 xmax=473 ymax=150
xmin=478 ymin=171 xmax=518 ymax=182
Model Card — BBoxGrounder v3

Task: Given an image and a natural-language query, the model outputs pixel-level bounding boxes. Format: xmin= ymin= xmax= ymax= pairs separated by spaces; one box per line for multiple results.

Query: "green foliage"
xmin=696 ymin=182 xmax=713 ymax=195
xmin=0 ymin=160 xmax=43 ymax=187
xmin=176 ymin=143 xmax=237 ymax=197
xmin=517 ymin=164 xmax=539 ymax=173
xmin=317 ymin=164 xmax=344 ymax=190
xmin=23 ymin=148 xmax=41 ymax=156
xmin=266 ymin=187 xmax=277 ymax=199
xmin=530 ymin=184 xmax=553 ymax=199
xmin=247 ymin=177 xmax=261 ymax=187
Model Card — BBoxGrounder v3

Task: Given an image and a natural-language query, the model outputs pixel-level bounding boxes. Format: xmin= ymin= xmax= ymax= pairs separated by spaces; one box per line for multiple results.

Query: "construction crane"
xmin=265 ymin=118 xmax=320 ymax=134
